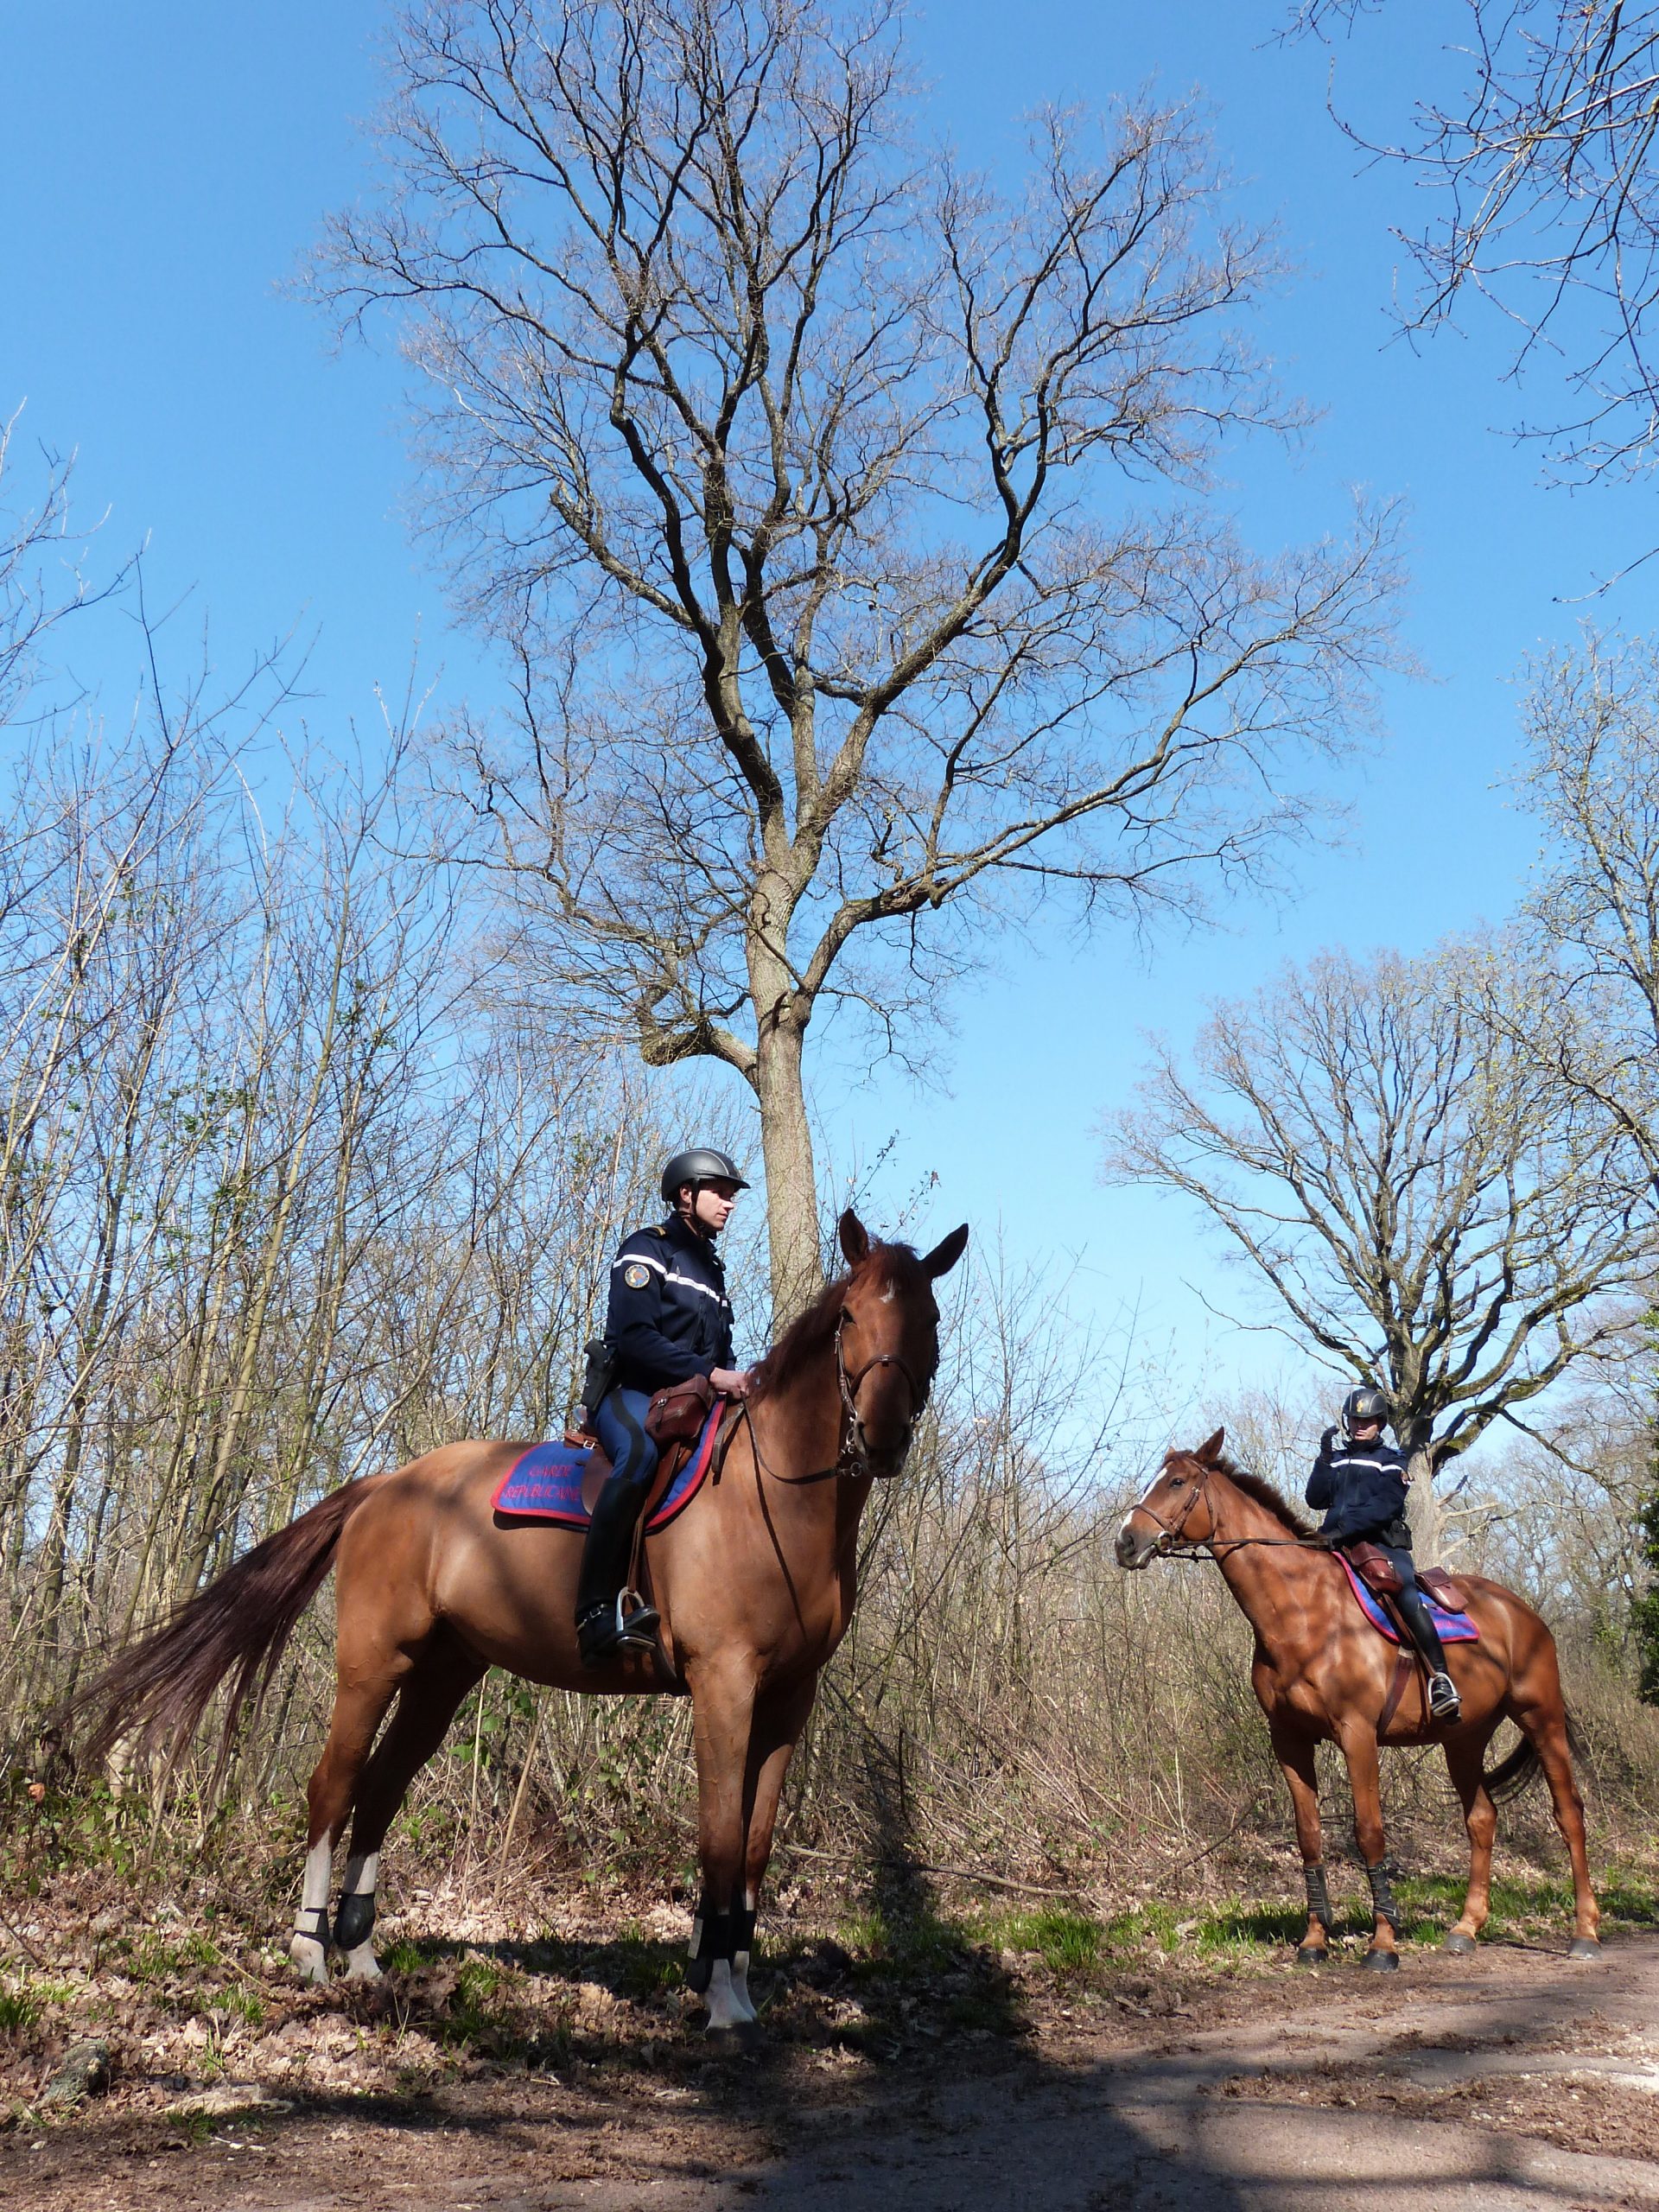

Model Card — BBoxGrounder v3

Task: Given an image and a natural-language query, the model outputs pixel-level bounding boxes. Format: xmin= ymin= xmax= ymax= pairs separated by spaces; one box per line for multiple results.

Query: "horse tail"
xmin=71 ymin=1480 xmax=372 ymax=1785
xmin=1482 ymin=1732 xmax=1541 ymax=1803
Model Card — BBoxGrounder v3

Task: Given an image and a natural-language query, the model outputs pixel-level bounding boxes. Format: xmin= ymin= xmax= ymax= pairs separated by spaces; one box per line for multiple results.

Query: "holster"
xmin=573 ymin=1338 xmax=620 ymax=1434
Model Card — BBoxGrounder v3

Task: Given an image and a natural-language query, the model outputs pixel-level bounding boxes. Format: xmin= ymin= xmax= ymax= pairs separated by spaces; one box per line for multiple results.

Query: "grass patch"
xmin=985 ymin=1907 xmax=1103 ymax=1978
xmin=0 ymin=1989 xmax=41 ymax=2034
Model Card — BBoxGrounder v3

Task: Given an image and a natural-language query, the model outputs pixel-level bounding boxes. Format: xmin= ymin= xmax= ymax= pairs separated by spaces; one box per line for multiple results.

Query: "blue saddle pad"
xmin=491 ymin=1402 xmax=723 ymax=1530
xmin=1338 ymin=1554 xmax=1479 ymax=1643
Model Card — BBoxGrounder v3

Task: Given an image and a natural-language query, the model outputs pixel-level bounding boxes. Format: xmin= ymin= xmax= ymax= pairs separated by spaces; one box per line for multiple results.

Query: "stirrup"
xmin=1427 ymin=1670 xmax=1461 ymax=1722
xmin=576 ymin=1592 xmax=661 ymax=1667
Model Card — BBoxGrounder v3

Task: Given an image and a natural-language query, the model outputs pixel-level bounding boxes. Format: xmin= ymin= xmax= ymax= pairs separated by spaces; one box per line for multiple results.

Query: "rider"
xmin=574 ymin=1147 xmax=754 ymax=1667
xmin=1306 ymin=1388 xmax=1462 ymax=1725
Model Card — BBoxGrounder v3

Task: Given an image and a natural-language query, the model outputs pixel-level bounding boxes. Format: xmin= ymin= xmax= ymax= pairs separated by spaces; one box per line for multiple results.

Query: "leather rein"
xmin=1136 ymin=1459 xmax=1325 ymax=1559
xmin=741 ymin=1310 xmax=930 ymax=1486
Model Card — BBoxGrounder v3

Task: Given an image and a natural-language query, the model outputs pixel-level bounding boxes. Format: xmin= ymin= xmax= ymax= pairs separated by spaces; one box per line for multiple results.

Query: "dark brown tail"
xmin=1483 ymin=1732 xmax=1541 ymax=1802
xmin=72 ymin=1481 xmax=369 ymax=1784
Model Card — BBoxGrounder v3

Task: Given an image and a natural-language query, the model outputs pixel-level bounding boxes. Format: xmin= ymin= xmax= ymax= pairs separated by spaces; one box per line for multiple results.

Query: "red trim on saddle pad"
xmin=489 ymin=1400 xmax=725 ymax=1531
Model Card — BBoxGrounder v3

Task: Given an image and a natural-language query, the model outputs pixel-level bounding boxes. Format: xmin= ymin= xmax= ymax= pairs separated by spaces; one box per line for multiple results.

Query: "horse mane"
xmin=749 ymin=1242 xmax=932 ymax=1402
xmin=1185 ymin=1450 xmax=1317 ymax=1538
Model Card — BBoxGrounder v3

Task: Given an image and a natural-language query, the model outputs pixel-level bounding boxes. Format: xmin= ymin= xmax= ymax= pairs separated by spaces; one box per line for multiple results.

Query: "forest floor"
xmin=5 ymin=1859 xmax=1659 ymax=2209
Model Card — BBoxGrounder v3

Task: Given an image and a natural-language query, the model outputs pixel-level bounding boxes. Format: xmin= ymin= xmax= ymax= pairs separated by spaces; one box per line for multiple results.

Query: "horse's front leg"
xmin=728 ymin=1673 xmax=819 ymax=2023
xmin=1270 ymin=1719 xmax=1333 ymax=1965
xmin=686 ymin=1653 xmax=760 ymax=2031
xmin=1338 ymin=1719 xmax=1401 ymax=1972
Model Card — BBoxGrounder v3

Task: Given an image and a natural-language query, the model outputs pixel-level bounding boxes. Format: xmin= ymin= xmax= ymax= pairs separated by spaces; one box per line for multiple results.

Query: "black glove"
xmin=1319 ymin=1426 xmax=1339 ymax=1459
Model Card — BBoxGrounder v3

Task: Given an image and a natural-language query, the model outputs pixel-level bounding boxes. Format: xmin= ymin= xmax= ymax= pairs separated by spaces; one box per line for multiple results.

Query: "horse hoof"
xmin=1567 ymin=1937 xmax=1604 ymax=1961
xmin=1361 ymin=1948 xmax=1401 ymax=1974
xmin=1442 ymin=1929 xmax=1478 ymax=1955
xmin=289 ymin=1936 xmax=329 ymax=1986
xmin=1294 ymin=1944 xmax=1330 ymax=1967
xmin=705 ymin=2018 xmax=763 ymax=2053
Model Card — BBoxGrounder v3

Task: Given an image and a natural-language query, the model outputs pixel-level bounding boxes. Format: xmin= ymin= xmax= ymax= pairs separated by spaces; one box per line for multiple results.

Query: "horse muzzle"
xmin=1115 ymin=1515 xmax=1160 ymax=1569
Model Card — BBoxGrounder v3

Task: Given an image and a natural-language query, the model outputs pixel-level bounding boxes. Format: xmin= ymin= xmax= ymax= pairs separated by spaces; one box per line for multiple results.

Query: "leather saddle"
xmin=1345 ymin=1540 xmax=1469 ymax=1614
xmin=565 ymin=1378 xmax=731 ymax=1520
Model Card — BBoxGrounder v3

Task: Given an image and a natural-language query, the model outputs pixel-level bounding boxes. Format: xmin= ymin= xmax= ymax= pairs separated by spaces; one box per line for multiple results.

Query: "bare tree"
xmin=1104 ymin=940 xmax=1650 ymax=1553
xmin=318 ymin=0 xmax=1402 ymax=1312
xmin=1510 ymin=629 xmax=1659 ymax=1193
xmin=1292 ymin=2 xmax=1659 ymax=491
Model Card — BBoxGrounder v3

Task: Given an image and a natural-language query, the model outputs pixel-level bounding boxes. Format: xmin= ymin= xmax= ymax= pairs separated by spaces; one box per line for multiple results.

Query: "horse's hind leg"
xmin=333 ymin=1633 xmax=486 ymax=1979
xmin=291 ymin=1648 xmax=412 ymax=1983
xmin=1516 ymin=1707 xmax=1601 ymax=1955
xmin=1442 ymin=1734 xmax=1497 ymax=1954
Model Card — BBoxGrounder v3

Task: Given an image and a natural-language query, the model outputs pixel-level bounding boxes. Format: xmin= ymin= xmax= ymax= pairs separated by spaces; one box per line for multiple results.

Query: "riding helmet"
xmin=1341 ymin=1385 xmax=1390 ymax=1434
xmin=659 ymin=1147 xmax=750 ymax=1204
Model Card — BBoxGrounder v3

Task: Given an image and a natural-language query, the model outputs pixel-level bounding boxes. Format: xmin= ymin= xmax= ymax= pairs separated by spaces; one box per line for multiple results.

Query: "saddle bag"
xmin=645 ymin=1371 xmax=717 ymax=1446
xmin=1418 ymin=1564 xmax=1471 ymax=1613
xmin=1345 ymin=1541 xmax=1402 ymax=1597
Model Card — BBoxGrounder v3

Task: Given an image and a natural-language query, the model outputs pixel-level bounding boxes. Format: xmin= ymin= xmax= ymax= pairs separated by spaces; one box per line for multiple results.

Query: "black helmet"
xmin=659 ymin=1147 xmax=750 ymax=1204
xmin=1341 ymin=1386 xmax=1390 ymax=1435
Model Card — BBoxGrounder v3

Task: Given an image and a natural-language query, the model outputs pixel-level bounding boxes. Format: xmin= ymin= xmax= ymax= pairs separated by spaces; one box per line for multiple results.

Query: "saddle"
xmin=1345 ymin=1540 xmax=1469 ymax=1614
xmin=561 ymin=1376 xmax=729 ymax=1520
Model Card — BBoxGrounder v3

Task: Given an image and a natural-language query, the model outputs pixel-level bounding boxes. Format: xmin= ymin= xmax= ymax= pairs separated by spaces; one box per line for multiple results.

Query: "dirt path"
xmin=8 ymin=1935 xmax=1659 ymax=2210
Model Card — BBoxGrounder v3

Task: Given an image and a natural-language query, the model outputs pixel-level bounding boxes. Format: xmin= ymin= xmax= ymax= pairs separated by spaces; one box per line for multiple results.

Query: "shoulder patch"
xmin=623 ymin=1261 xmax=652 ymax=1290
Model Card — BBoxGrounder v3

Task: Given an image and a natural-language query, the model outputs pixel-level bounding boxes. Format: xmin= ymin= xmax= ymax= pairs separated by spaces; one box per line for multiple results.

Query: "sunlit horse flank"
xmin=74 ymin=1211 xmax=969 ymax=2036
xmin=1116 ymin=1430 xmax=1600 ymax=1969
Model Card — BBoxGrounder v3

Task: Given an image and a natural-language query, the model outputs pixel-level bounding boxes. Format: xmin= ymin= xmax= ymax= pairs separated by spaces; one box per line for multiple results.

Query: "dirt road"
xmin=7 ymin=1933 xmax=1659 ymax=2210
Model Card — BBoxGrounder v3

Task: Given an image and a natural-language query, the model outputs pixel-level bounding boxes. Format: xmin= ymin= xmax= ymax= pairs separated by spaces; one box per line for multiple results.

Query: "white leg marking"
xmin=728 ymin=1886 xmax=758 ymax=2022
xmin=339 ymin=1849 xmax=383 ymax=1979
xmin=289 ymin=1834 xmax=333 ymax=1983
xmin=705 ymin=1958 xmax=749 ymax=2031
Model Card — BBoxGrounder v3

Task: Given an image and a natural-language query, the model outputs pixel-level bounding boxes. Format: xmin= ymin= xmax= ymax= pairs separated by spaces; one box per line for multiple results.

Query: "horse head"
xmin=1115 ymin=1427 xmax=1226 ymax=1567
xmin=834 ymin=1209 xmax=969 ymax=1477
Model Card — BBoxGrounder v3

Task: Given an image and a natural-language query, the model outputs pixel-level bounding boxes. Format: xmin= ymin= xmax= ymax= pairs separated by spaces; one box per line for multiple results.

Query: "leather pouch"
xmin=1347 ymin=1540 xmax=1402 ymax=1596
xmin=645 ymin=1371 xmax=717 ymax=1446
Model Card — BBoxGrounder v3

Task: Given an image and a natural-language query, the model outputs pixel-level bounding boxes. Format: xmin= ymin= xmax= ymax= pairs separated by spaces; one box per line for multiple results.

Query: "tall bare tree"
xmin=1511 ymin=629 xmax=1659 ymax=1192
xmin=1293 ymin=2 xmax=1659 ymax=490
xmin=1104 ymin=940 xmax=1650 ymax=1552
xmin=319 ymin=0 xmax=1402 ymax=1312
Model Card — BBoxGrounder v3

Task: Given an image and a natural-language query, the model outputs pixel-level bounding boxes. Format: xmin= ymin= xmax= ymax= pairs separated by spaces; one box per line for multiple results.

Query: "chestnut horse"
xmin=77 ymin=1211 xmax=968 ymax=2032
xmin=1116 ymin=1429 xmax=1599 ymax=1970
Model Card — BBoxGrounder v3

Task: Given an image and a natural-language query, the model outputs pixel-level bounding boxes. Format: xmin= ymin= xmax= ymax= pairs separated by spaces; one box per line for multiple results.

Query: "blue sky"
xmin=4 ymin=3 xmax=1653 ymax=1432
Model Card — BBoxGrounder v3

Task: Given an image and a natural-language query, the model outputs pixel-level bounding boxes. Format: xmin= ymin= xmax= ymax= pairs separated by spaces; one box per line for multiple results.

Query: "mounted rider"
xmin=1306 ymin=1388 xmax=1462 ymax=1724
xmin=574 ymin=1147 xmax=754 ymax=1668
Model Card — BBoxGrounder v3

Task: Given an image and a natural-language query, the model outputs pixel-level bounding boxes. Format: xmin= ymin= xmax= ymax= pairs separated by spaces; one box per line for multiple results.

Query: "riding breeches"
xmin=1374 ymin=1544 xmax=1447 ymax=1673
xmin=576 ymin=1388 xmax=660 ymax=1618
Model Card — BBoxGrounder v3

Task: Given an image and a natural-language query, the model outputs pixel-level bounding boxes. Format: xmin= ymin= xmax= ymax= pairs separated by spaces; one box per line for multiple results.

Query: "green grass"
xmin=0 ymin=1989 xmax=41 ymax=2034
xmin=988 ymin=1907 xmax=1103 ymax=1978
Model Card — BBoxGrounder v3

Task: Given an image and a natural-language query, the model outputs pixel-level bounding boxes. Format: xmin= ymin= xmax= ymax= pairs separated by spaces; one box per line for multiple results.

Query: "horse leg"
xmin=1337 ymin=1720 xmax=1401 ymax=1971
xmin=1441 ymin=1733 xmax=1497 ymax=1954
xmin=290 ymin=1650 xmax=410 ymax=1983
xmin=686 ymin=1654 xmax=759 ymax=2031
xmin=726 ymin=1673 xmax=819 ymax=2024
xmin=333 ymin=1634 xmax=486 ymax=1980
xmin=1270 ymin=1721 xmax=1333 ymax=1964
xmin=1516 ymin=1708 xmax=1601 ymax=1955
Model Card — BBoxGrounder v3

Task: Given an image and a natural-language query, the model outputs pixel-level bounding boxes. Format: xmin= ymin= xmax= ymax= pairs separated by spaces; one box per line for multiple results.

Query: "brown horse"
xmin=76 ymin=1211 xmax=968 ymax=2032
xmin=1116 ymin=1429 xmax=1599 ymax=1970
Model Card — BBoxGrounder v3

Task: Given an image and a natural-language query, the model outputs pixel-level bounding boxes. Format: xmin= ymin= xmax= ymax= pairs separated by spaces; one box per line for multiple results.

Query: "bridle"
xmin=745 ymin=1307 xmax=931 ymax=1485
xmin=1132 ymin=1458 xmax=1323 ymax=1558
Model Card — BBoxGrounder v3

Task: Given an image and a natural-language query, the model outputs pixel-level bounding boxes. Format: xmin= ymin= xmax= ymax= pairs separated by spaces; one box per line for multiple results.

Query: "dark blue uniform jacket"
xmin=606 ymin=1215 xmax=735 ymax=1391
xmin=1305 ymin=1439 xmax=1413 ymax=1546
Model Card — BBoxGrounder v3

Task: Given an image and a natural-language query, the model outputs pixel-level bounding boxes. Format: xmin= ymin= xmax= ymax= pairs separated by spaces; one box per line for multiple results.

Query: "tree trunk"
xmin=752 ymin=1005 xmax=823 ymax=1325
xmin=1404 ymin=1440 xmax=1444 ymax=1563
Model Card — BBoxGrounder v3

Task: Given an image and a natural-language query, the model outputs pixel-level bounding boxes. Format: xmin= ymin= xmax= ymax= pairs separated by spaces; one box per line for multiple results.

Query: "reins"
xmin=1137 ymin=1461 xmax=1327 ymax=1559
xmin=742 ymin=1311 xmax=929 ymax=1487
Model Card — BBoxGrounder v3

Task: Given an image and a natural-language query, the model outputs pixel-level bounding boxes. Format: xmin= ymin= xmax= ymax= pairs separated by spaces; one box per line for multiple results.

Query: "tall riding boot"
xmin=1397 ymin=1584 xmax=1459 ymax=1721
xmin=575 ymin=1475 xmax=659 ymax=1665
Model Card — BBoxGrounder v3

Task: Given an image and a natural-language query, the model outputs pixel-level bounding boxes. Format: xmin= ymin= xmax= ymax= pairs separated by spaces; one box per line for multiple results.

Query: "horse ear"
xmin=922 ymin=1223 xmax=969 ymax=1278
xmin=1196 ymin=1427 xmax=1225 ymax=1463
xmin=838 ymin=1210 xmax=870 ymax=1267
